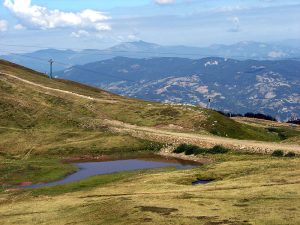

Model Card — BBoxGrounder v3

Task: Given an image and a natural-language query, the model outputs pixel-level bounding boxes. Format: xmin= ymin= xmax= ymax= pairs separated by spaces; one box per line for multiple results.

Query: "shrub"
xmin=173 ymin=144 xmax=202 ymax=155
xmin=207 ymin=145 xmax=229 ymax=154
xmin=285 ymin=151 xmax=296 ymax=158
xmin=173 ymin=144 xmax=230 ymax=155
xmin=272 ymin=150 xmax=284 ymax=157
xmin=185 ymin=147 xmax=195 ymax=155
xmin=193 ymin=147 xmax=207 ymax=155
xmin=173 ymin=144 xmax=189 ymax=154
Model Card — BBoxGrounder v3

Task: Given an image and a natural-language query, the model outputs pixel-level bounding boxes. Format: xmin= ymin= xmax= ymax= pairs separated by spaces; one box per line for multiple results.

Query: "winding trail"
xmin=0 ymin=72 xmax=117 ymax=104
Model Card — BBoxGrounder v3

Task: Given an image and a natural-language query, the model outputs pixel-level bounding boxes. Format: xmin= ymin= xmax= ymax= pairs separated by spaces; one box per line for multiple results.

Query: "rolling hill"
xmin=1 ymin=59 xmax=300 ymax=157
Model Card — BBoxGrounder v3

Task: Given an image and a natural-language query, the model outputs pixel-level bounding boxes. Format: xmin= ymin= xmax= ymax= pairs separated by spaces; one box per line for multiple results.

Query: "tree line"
xmin=217 ymin=111 xmax=277 ymax=121
xmin=217 ymin=110 xmax=299 ymax=125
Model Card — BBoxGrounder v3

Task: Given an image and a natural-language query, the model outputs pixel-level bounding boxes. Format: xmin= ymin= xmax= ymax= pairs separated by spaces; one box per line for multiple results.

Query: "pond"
xmin=192 ymin=179 xmax=213 ymax=185
xmin=22 ymin=158 xmax=199 ymax=188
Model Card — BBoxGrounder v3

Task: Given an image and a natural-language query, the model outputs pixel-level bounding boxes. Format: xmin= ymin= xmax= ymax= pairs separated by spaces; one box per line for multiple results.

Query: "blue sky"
xmin=0 ymin=0 xmax=299 ymax=52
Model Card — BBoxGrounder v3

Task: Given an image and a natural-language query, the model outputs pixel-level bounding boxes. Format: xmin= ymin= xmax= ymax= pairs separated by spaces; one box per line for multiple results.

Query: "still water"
xmin=23 ymin=159 xmax=198 ymax=188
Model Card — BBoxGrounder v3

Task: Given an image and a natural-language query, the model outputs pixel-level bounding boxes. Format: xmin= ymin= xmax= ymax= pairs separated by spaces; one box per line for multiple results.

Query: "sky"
xmin=0 ymin=0 xmax=299 ymax=52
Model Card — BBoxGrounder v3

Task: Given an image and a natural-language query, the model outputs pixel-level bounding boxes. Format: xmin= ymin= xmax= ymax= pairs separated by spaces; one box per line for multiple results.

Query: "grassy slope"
xmin=233 ymin=117 xmax=300 ymax=143
xmin=0 ymin=156 xmax=77 ymax=186
xmin=0 ymin=60 xmax=164 ymax=156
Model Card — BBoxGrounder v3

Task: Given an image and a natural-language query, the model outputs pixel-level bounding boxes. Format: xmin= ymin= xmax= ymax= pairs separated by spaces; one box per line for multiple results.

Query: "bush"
xmin=285 ymin=152 xmax=296 ymax=158
xmin=272 ymin=150 xmax=284 ymax=157
xmin=185 ymin=147 xmax=195 ymax=155
xmin=173 ymin=144 xmax=189 ymax=154
xmin=173 ymin=144 xmax=229 ymax=155
xmin=193 ymin=147 xmax=207 ymax=155
xmin=207 ymin=145 xmax=229 ymax=154
xmin=173 ymin=144 xmax=202 ymax=155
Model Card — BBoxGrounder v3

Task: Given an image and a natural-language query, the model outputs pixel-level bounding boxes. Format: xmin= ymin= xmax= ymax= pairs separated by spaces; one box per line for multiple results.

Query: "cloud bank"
xmin=3 ymin=0 xmax=111 ymax=31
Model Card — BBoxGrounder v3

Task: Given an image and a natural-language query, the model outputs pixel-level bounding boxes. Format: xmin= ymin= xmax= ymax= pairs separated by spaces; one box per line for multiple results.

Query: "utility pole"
xmin=207 ymin=98 xmax=211 ymax=109
xmin=48 ymin=59 xmax=54 ymax=79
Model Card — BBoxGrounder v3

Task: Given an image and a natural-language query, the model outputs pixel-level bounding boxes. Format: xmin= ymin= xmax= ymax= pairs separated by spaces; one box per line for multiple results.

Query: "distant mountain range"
xmin=2 ymin=40 xmax=300 ymax=73
xmin=56 ymin=57 xmax=300 ymax=120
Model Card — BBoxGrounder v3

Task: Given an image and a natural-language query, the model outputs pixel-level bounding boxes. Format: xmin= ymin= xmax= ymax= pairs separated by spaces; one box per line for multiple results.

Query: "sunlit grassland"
xmin=0 ymin=127 xmax=161 ymax=156
xmin=0 ymin=157 xmax=77 ymax=188
xmin=233 ymin=117 xmax=300 ymax=144
xmin=0 ymin=153 xmax=299 ymax=225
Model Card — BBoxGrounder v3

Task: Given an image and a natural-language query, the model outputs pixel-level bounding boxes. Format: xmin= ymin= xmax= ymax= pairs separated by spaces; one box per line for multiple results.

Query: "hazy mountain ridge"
xmin=57 ymin=57 xmax=300 ymax=120
xmin=2 ymin=40 xmax=300 ymax=73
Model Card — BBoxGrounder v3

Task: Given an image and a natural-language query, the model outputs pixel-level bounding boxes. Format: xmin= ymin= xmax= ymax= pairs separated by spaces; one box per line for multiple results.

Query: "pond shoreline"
xmin=62 ymin=152 xmax=207 ymax=165
xmin=19 ymin=157 xmax=200 ymax=189
xmin=9 ymin=151 xmax=210 ymax=190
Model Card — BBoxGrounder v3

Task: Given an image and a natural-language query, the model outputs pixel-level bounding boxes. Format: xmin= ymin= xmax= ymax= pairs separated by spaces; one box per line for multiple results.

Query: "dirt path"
xmin=0 ymin=72 xmax=117 ymax=104
xmin=104 ymin=119 xmax=300 ymax=154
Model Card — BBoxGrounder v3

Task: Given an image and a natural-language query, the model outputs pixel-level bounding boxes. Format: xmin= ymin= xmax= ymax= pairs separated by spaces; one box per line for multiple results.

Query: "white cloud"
xmin=70 ymin=30 xmax=90 ymax=38
xmin=3 ymin=0 xmax=111 ymax=31
xmin=14 ymin=24 xmax=25 ymax=30
xmin=0 ymin=20 xmax=8 ymax=32
xmin=155 ymin=0 xmax=176 ymax=5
